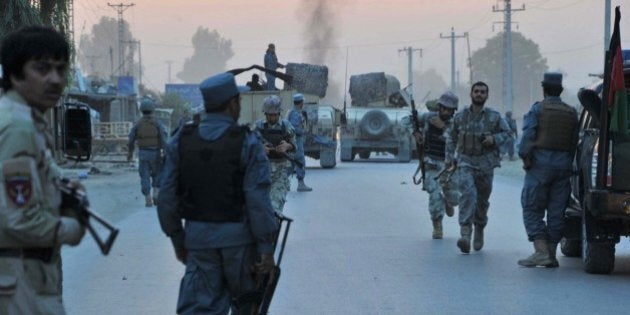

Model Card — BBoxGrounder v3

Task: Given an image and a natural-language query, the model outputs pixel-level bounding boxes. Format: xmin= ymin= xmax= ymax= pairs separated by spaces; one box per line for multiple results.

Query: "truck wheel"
xmin=340 ymin=147 xmax=354 ymax=162
xmin=319 ymin=148 xmax=336 ymax=169
xmin=358 ymin=151 xmax=370 ymax=159
xmin=360 ymin=110 xmax=390 ymax=138
xmin=582 ymin=213 xmax=615 ymax=274
xmin=560 ymin=237 xmax=581 ymax=257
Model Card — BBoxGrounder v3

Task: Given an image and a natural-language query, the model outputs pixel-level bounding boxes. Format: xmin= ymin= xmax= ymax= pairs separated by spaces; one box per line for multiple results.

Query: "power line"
xmin=440 ymin=27 xmax=467 ymax=92
xmin=108 ymin=2 xmax=135 ymax=76
xmin=493 ymin=0 xmax=525 ymax=113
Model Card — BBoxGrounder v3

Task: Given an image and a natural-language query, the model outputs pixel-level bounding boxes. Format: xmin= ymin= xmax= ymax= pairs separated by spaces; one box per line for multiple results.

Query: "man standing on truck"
xmin=288 ymin=93 xmax=313 ymax=192
xmin=157 ymin=72 xmax=278 ymax=313
xmin=445 ymin=82 xmax=511 ymax=254
xmin=0 ymin=25 xmax=87 ymax=314
xmin=517 ymin=72 xmax=579 ymax=268
xmin=264 ymin=43 xmax=284 ymax=90
xmin=410 ymin=91 xmax=460 ymax=239
xmin=127 ymin=98 xmax=168 ymax=207
xmin=255 ymin=95 xmax=296 ymax=213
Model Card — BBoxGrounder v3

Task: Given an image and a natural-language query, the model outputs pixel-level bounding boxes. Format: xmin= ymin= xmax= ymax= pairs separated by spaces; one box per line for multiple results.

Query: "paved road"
xmin=63 ymin=158 xmax=630 ymax=314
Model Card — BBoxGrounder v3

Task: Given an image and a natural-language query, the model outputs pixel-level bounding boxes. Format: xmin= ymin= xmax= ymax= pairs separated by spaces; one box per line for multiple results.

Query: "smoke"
xmin=300 ymin=0 xmax=342 ymax=105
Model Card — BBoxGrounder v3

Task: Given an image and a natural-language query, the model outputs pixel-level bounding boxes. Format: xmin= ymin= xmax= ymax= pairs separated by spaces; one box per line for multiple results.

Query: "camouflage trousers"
xmin=270 ymin=160 xmax=291 ymax=213
xmin=457 ymin=166 xmax=494 ymax=227
xmin=424 ymin=163 xmax=459 ymax=220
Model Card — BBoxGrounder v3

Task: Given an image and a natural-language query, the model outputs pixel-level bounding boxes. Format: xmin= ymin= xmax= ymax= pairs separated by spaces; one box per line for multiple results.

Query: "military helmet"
xmin=263 ymin=95 xmax=282 ymax=114
xmin=139 ymin=98 xmax=155 ymax=112
xmin=438 ymin=91 xmax=458 ymax=109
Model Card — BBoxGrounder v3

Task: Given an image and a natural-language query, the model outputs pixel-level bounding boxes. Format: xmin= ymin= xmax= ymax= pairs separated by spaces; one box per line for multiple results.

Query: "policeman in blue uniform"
xmin=127 ymin=98 xmax=167 ymax=207
xmin=517 ymin=72 xmax=578 ymax=268
xmin=287 ymin=93 xmax=313 ymax=192
xmin=157 ymin=72 xmax=278 ymax=314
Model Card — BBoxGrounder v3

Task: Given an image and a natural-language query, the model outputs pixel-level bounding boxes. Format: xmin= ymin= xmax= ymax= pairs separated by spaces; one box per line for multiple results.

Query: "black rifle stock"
xmin=59 ymin=180 xmax=119 ymax=255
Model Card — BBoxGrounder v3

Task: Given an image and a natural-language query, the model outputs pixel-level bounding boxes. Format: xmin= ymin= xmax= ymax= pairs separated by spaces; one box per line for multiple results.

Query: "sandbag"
xmin=283 ymin=63 xmax=328 ymax=98
xmin=349 ymin=72 xmax=388 ymax=107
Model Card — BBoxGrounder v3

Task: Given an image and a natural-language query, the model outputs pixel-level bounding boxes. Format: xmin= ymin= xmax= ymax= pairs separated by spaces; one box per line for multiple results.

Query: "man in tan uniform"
xmin=0 ymin=26 xmax=87 ymax=314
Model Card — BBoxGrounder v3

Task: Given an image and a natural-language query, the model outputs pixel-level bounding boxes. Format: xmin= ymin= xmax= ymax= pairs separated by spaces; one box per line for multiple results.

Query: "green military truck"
xmin=340 ymin=72 xmax=413 ymax=162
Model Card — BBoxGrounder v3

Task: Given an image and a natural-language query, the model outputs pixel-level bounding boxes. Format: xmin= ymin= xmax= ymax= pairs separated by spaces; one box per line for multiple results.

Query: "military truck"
xmin=560 ymin=47 xmax=630 ymax=274
xmin=339 ymin=72 xmax=413 ymax=162
xmin=232 ymin=64 xmax=340 ymax=169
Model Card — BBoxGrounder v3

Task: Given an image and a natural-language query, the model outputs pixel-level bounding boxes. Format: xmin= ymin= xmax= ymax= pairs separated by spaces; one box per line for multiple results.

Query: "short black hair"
xmin=543 ymin=85 xmax=563 ymax=97
xmin=1 ymin=25 xmax=69 ymax=91
xmin=205 ymin=94 xmax=238 ymax=113
xmin=470 ymin=81 xmax=489 ymax=93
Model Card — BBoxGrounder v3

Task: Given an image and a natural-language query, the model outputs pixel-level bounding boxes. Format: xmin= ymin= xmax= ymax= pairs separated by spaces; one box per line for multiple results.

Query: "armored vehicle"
xmin=234 ymin=64 xmax=340 ymax=169
xmin=340 ymin=72 xmax=413 ymax=162
xmin=560 ymin=48 xmax=630 ymax=274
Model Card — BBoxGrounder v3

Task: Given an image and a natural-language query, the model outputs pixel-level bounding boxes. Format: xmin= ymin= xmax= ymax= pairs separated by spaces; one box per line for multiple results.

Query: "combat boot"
xmin=517 ymin=239 xmax=553 ymax=267
xmin=473 ymin=224 xmax=484 ymax=251
xmin=546 ymin=242 xmax=559 ymax=268
xmin=297 ymin=179 xmax=313 ymax=192
xmin=432 ymin=219 xmax=443 ymax=239
xmin=144 ymin=194 xmax=153 ymax=207
xmin=152 ymin=188 xmax=160 ymax=206
xmin=457 ymin=225 xmax=472 ymax=254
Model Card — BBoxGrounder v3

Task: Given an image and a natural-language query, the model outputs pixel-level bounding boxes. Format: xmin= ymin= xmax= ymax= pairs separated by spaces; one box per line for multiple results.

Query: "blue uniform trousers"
xmin=138 ymin=148 xmax=162 ymax=195
xmin=176 ymin=244 xmax=257 ymax=315
xmin=521 ymin=168 xmax=572 ymax=243
xmin=292 ymin=136 xmax=306 ymax=180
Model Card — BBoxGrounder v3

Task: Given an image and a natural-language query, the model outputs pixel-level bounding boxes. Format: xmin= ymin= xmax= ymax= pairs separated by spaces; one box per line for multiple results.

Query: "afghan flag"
xmin=608 ymin=6 xmax=628 ymax=134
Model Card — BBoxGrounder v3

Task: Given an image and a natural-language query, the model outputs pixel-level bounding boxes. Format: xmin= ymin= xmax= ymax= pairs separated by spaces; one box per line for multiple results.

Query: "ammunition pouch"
xmin=458 ymin=131 xmax=485 ymax=156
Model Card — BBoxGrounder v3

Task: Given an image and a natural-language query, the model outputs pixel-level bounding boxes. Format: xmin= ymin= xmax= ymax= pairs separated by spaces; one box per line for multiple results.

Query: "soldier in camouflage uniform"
xmin=445 ymin=82 xmax=512 ymax=254
xmin=128 ymin=98 xmax=168 ymax=207
xmin=0 ymin=26 xmax=86 ymax=314
xmin=410 ymin=91 xmax=460 ymax=239
xmin=255 ymin=95 xmax=296 ymax=213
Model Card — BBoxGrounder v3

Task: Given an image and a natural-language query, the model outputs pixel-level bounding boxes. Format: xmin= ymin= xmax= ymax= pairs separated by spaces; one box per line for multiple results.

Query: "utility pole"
xmin=166 ymin=60 xmax=174 ymax=84
xmin=440 ymin=27 xmax=467 ymax=92
xmin=398 ymin=47 xmax=422 ymax=98
xmin=493 ymin=0 xmax=525 ymax=113
xmin=108 ymin=2 xmax=135 ymax=76
xmin=465 ymin=32 xmax=472 ymax=86
xmin=124 ymin=40 xmax=142 ymax=87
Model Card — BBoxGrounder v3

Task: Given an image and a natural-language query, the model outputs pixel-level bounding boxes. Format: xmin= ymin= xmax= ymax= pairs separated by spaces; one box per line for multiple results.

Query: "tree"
xmin=0 ymin=0 xmax=69 ymax=37
xmin=471 ymin=32 xmax=548 ymax=118
xmin=177 ymin=27 xmax=234 ymax=84
xmin=77 ymin=16 xmax=139 ymax=78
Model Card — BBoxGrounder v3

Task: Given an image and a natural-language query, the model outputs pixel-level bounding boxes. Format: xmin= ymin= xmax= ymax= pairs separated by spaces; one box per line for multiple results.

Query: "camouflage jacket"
xmin=445 ymin=105 xmax=512 ymax=172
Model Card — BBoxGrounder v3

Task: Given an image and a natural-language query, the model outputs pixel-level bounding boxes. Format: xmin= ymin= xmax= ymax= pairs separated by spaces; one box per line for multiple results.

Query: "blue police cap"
xmin=199 ymin=73 xmax=249 ymax=109
xmin=541 ymin=72 xmax=562 ymax=87
xmin=293 ymin=93 xmax=304 ymax=103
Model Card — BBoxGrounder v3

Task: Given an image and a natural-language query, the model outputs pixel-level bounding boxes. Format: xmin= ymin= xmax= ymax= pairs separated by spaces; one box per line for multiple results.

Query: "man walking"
xmin=502 ymin=111 xmax=518 ymax=160
xmin=517 ymin=72 xmax=578 ymax=268
xmin=288 ymin=93 xmax=313 ymax=192
xmin=157 ymin=72 xmax=278 ymax=313
xmin=0 ymin=25 xmax=87 ymax=314
xmin=255 ymin=95 xmax=296 ymax=213
xmin=445 ymin=82 xmax=511 ymax=253
xmin=411 ymin=91 xmax=460 ymax=239
xmin=128 ymin=98 xmax=167 ymax=207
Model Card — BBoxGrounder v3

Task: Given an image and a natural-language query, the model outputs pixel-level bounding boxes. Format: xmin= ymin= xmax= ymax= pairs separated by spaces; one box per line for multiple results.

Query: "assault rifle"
xmin=261 ymin=138 xmax=304 ymax=167
xmin=410 ymin=93 xmax=425 ymax=186
xmin=59 ymin=179 xmax=120 ymax=255
xmin=235 ymin=213 xmax=293 ymax=314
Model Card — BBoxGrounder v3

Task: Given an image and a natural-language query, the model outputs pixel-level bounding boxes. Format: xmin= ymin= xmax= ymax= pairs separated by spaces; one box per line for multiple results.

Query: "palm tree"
xmin=0 ymin=0 xmax=70 ymax=37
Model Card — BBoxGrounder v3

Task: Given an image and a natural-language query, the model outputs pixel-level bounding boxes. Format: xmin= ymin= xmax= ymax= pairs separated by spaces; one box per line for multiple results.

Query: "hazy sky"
xmin=75 ymin=0 xmax=629 ymax=103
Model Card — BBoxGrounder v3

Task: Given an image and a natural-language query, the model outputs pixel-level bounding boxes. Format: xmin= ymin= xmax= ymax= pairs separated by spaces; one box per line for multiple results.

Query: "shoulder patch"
xmin=1 ymin=157 xmax=40 ymax=209
xmin=5 ymin=173 xmax=32 ymax=207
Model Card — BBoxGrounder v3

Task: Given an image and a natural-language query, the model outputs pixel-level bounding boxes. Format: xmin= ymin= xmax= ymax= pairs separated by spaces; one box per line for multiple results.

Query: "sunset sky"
xmin=75 ymin=0 xmax=629 ymax=105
